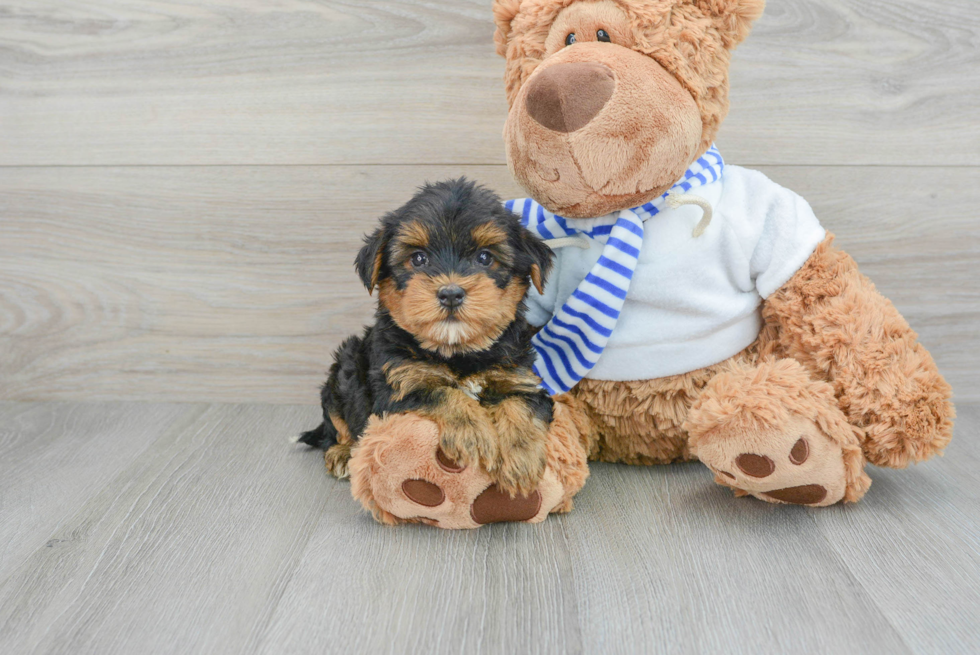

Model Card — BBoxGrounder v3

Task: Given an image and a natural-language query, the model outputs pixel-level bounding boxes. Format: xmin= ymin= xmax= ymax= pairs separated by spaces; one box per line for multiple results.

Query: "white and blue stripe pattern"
xmin=505 ymin=145 xmax=724 ymax=394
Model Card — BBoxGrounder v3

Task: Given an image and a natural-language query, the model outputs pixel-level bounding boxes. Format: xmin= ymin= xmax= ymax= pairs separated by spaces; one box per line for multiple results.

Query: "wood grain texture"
xmin=2 ymin=164 xmax=977 ymax=404
xmin=1 ymin=401 xmax=978 ymax=653
xmin=0 ymin=401 xmax=193 ymax=581
xmin=0 ymin=0 xmax=977 ymax=166
xmin=0 ymin=402 xmax=332 ymax=655
xmin=814 ymin=405 xmax=980 ymax=653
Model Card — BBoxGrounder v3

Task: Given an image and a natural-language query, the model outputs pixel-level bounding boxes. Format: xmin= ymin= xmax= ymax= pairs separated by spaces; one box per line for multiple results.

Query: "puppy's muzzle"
xmin=525 ymin=61 xmax=615 ymax=133
xmin=437 ymin=284 xmax=466 ymax=310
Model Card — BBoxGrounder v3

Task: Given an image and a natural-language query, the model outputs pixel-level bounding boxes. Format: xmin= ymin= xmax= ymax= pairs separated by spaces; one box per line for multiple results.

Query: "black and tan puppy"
xmin=298 ymin=178 xmax=555 ymax=496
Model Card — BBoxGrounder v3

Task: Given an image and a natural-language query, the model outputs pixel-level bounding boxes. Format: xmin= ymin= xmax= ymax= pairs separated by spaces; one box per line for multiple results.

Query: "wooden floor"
xmin=3 ymin=0 xmax=980 ymax=652
xmin=0 ymin=400 xmax=977 ymax=654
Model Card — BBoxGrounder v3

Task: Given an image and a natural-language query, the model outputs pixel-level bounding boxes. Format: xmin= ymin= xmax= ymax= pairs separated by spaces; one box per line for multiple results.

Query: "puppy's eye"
xmin=410 ymin=251 xmax=428 ymax=267
xmin=476 ymin=250 xmax=493 ymax=267
xmin=596 ymin=29 xmax=610 ymax=43
xmin=564 ymin=32 xmax=576 ymax=46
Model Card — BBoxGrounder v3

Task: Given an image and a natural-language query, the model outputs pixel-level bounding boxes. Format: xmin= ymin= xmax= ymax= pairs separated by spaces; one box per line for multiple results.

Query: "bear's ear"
xmin=697 ymin=0 xmax=766 ymax=47
xmin=493 ymin=0 xmax=523 ymax=56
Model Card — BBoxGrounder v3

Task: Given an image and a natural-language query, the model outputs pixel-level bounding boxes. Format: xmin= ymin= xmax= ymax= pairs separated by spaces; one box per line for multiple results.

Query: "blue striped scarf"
xmin=506 ymin=145 xmax=724 ymax=394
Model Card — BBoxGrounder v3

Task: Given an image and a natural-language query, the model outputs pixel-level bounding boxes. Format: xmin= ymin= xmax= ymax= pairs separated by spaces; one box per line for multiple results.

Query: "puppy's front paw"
xmin=488 ymin=397 xmax=550 ymax=497
xmin=324 ymin=443 xmax=352 ymax=479
xmin=438 ymin=425 xmax=500 ymax=474
xmin=424 ymin=387 xmax=500 ymax=471
xmin=494 ymin=439 xmax=548 ymax=498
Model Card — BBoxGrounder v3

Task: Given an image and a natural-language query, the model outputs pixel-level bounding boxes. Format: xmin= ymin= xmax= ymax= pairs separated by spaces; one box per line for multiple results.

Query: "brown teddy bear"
xmin=347 ymin=0 xmax=954 ymax=525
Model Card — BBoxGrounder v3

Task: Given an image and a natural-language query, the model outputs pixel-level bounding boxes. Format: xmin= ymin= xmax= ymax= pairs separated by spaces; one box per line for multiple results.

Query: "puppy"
xmin=298 ymin=178 xmax=556 ymax=496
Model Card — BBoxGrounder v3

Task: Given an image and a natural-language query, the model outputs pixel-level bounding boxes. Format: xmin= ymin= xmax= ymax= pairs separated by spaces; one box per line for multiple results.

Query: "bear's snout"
xmin=524 ymin=62 xmax=614 ymax=133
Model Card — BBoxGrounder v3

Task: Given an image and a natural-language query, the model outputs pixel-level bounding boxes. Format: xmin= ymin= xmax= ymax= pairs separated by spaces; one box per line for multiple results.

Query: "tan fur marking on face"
xmin=389 ymin=221 xmax=431 ymax=268
xmin=380 ymin=274 xmax=529 ymax=358
xmin=472 ymin=223 xmax=515 ymax=267
xmin=329 ymin=412 xmax=352 ymax=445
xmin=472 ymin=222 xmax=509 ymax=249
xmin=451 ymin=275 xmax=529 ymax=353
xmin=397 ymin=221 xmax=430 ymax=249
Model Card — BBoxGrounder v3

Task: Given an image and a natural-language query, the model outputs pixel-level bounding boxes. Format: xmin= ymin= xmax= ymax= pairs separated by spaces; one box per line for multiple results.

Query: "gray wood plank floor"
xmin=1 ymin=400 xmax=978 ymax=654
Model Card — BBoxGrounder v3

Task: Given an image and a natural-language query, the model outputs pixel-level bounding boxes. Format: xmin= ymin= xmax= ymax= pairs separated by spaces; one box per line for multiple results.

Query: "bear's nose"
xmin=525 ymin=61 xmax=615 ymax=133
xmin=437 ymin=284 xmax=466 ymax=309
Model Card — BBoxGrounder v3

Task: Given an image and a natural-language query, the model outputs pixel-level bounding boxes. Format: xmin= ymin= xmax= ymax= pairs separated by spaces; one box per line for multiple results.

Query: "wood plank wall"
xmin=2 ymin=0 xmax=978 ymax=403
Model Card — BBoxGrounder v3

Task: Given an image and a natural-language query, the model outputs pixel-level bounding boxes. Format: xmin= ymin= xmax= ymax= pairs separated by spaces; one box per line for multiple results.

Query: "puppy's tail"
xmin=293 ymin=420 xmax=339 ymax=450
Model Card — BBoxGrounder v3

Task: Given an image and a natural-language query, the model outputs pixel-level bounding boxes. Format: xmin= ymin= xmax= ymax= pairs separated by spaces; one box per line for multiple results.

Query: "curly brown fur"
xmin=298 ymin=179 xmax=558 ymax=494
xmin=762 ymin=234 xmax=955 ymax=468
xmin=542 ymin=394 xmax=597 ymax=512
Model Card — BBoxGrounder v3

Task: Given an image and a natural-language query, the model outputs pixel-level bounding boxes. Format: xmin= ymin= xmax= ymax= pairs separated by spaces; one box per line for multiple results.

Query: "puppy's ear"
xmin=354 ymin=226 xmax=387 ymax=295
xmin=519 ymin=227 xmax=554 ymax=295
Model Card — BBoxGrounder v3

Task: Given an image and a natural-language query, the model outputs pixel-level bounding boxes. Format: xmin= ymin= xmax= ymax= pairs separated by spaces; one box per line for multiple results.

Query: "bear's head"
xmin=494 ymin=0 xmax=765 ymax=218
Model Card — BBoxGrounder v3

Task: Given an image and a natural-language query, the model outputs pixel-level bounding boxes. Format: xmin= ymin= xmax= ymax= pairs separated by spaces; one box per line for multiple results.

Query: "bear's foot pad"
xmin=697 ymin=415 xmax=848 ymax=507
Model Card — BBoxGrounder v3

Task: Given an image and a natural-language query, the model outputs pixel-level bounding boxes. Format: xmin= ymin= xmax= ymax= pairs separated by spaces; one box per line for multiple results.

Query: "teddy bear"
xmin=346 ymin=0 xmax=955 ymax=526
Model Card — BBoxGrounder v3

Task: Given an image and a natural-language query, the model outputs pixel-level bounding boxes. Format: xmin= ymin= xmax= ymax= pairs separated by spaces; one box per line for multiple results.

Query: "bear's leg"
xmin=763 ymin=234 xmax=954 ymax=468
xmin=347 ymin=398 xmax=593 ymax=528
xmin=685 ymin=357 xmax=872 ymax=506
xmin=571 ymin=368 xmax=727 ymax=465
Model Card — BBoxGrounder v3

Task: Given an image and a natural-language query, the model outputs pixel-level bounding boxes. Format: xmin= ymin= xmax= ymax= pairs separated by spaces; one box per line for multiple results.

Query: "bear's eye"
xmin=564 ymin=32 xmax=576 ymax=46
xmin=596 ymin=29 xmax=611 ymax=43
xmin=476 ymin=250 xmax=494 ymax=267
xmin=410 ymin=251 xmax=428 ymax=268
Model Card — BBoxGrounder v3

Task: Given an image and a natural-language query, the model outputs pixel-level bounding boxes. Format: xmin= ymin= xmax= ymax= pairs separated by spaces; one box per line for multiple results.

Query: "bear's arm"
xmin=761 ymin=233 xmax=954 ymax=468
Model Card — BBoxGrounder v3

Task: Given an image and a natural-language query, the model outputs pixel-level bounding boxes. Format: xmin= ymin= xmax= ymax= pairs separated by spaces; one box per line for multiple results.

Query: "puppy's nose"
xmin=437 ymin=285 xmax=466 ymax=309
xmin=525 ymin=61 xmax=615 ymax=133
